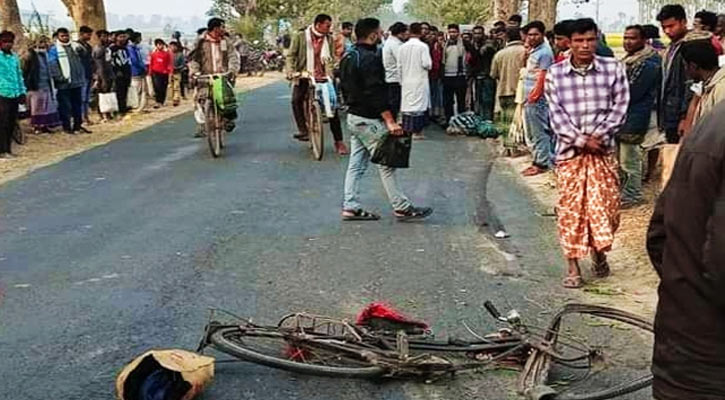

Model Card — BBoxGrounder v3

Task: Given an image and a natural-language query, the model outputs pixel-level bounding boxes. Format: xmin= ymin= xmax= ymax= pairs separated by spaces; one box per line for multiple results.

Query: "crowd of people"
xmin=0 ymin=21 xmax=267 ymax=156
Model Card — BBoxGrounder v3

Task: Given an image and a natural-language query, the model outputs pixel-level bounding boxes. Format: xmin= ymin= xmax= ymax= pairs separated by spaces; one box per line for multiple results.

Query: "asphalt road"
xmin=0 ymin=82 xmax=651 ymax=400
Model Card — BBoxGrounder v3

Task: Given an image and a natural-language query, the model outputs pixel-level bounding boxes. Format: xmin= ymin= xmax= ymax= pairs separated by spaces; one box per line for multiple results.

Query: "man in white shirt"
xmin=382 ymin=22 xmax=408 ymax=120
xmin=398 ymin=23 xmax=432 ymax=140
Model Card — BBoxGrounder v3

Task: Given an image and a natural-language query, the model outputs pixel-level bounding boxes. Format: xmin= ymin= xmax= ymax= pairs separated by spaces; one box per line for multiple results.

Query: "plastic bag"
xmin=116 ymin=349 xmax=214 ymax=400
xmin=371 ymin=134 xmax=412 ymax=169
xmin=99 ymin=93 xmax=119 ymax=114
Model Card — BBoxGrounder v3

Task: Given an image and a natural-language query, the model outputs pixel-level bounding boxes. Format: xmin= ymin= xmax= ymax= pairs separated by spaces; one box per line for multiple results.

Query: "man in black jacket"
xmin=647 ymin=99 xmax=725 ymax=400
xmin=339 ymin=18 xmax=432 ymax=222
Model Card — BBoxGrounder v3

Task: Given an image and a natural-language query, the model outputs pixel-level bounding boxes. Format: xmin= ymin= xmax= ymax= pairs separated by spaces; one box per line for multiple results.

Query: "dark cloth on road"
xmin=647 ymin=100 xmax=725 ymax=400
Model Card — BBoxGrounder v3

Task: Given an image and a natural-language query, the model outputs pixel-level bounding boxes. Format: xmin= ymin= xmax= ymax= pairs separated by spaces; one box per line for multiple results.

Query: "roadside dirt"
xmin=502 ymin=153 xmax=660 ymax=318
xmin=0 ymin=73 xmax=283 ymax=187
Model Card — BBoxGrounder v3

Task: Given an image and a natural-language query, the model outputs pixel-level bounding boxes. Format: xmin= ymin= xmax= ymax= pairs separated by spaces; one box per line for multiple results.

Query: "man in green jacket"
xmin=286 ymin=14 xmax=348 ymax=155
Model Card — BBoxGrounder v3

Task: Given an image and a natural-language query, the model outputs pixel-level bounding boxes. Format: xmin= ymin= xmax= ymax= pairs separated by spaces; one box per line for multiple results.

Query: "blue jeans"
xmin=57 ymin=86 xmax=83 ymax=132
xmin=524 ymin=99 xmax=554 ymax=169
xmin=343 ymin=114 xmax=412 ymax=212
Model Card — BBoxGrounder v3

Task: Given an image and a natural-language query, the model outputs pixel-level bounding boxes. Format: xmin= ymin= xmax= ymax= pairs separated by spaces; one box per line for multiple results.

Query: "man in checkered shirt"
xmin=544 ymin=18 xmax=630 ymax=289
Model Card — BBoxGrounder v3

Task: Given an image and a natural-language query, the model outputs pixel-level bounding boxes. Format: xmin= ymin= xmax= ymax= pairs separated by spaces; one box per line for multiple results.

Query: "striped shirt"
xmin=0 ymin=51 xmax=26 ymax=98
xmin=545 ymin=55 xmax=630 ymax=162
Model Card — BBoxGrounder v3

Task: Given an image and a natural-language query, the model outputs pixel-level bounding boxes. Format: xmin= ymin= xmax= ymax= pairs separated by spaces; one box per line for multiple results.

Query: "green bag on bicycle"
xmin=212 ymin=76 xmax=238 ymax=120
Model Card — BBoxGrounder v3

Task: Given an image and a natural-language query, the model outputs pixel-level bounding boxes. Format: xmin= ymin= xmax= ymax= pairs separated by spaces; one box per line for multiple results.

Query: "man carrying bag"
xmin=339 ymin=18 xmax=432 ymax=222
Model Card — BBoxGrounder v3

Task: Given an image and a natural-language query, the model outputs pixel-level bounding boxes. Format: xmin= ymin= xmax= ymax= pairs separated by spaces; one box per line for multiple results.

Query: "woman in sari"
xmin=23 ymin=36 xmax=60 ymax=134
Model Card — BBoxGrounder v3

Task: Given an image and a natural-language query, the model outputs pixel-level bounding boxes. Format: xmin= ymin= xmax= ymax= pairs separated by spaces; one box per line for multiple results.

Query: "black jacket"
xmin=340 ymin=43 xmax=388 ymax=119
xmin=658 ymin=41 xmax=692 ymax=134
xmin=647 ymin=100 xmax=725 ymax=400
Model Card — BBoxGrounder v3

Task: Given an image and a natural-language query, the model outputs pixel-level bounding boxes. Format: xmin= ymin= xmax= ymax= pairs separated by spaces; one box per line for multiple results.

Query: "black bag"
xmin=371 ymin=134 xmax=412 ymax=169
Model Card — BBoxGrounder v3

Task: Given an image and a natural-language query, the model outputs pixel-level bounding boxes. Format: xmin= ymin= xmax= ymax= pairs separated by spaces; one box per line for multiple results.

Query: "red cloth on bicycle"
xmin=356 ymin=302 xmax=429 ymax=330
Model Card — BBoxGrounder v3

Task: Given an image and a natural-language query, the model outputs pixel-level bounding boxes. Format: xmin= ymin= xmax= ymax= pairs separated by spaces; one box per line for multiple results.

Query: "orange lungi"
xmin=556 ymin=153 xmax=620 ymax=259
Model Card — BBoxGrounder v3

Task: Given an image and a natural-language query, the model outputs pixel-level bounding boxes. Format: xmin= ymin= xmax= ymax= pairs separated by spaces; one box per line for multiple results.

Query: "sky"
xmin=19 ymin=0 xmax=638 ymax=22
xmin=18 ymin=0 xmax=213 ymax=18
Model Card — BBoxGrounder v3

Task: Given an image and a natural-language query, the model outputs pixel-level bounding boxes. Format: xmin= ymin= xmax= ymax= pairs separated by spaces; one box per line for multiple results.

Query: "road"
xmin=0 ymin=82 xmax=651 ymax=400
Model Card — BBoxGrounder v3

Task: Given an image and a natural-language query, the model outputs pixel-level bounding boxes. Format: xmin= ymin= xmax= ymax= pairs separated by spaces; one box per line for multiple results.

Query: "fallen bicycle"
xmin=197 ymin=301 xmax=654 ymax=400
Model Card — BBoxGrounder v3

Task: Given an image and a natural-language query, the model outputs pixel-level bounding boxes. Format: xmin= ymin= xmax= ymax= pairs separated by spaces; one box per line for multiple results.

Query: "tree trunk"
xmin=493 ymin=0 xmax=521 ymax=22
xmin=0 ymin=0 xmax=25 ymax=45
xmin=60 ymin=0 xmax=107 ymax=31
xmin=528 ymin=0 xmax=557 ymax=30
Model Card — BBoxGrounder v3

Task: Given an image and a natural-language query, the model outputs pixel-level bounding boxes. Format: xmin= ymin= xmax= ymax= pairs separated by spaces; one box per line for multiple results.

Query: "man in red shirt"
xmin=149 ymin=39 xmax=172 ymax=108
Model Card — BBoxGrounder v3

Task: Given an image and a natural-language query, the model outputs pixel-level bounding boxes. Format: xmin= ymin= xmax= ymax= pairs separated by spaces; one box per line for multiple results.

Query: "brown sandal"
xmin=562 ymin=276 xmax=583 ymax=289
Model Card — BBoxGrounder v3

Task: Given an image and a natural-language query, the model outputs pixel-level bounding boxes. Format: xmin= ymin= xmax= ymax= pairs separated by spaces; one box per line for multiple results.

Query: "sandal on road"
xmin=563 ymin=276 xmax=583 ymax=289
xmin=342 ymin=209 xmax=380 ymax=221
xmin=394 ymin=206 xmax=433 ymax=222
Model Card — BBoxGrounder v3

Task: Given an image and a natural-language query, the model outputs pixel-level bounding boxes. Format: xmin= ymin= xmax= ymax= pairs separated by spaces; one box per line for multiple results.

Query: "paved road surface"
xmin=0 ymin=83 xmax=651 ymax=400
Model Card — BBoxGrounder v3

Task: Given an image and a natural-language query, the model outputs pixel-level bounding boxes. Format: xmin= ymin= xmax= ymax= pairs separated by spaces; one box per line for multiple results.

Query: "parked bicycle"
xmin=198 ymin=302 xmax=654 ymax=400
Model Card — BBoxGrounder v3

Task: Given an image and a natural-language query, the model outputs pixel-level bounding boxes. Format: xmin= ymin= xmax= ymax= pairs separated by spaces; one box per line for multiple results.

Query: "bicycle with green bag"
xmin=196 ymin=73 xmax=238 ymax=158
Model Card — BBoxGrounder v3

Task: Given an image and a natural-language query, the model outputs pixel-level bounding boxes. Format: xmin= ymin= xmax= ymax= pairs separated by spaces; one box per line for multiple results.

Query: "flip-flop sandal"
xmin=342 ymin=209 xmax=380 ymax=221
xmin=562 ymin=276 xmax=583 ymax=289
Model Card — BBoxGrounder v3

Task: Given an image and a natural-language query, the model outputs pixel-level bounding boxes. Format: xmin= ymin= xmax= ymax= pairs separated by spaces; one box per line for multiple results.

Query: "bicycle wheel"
xmin=209 ymin=326 xmax=387 ymax=378
xmin=308 ymin=100 xmax=324 ymax=161
xmin=520 ymin=304 xmax=654 ymax=400
xmin=207 ymin=106 xmax=222 ymax=158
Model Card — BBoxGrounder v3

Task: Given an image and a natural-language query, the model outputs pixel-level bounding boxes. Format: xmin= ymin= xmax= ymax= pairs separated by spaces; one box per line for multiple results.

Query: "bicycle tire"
xmin=520 ymin=304 xmax=654 ymax=400
xmin=207 ymin=108 xmax=222 ymax=158
xmin=309 ymin=101 xmax=324 ymax=161
xmin=210 ymin=327 xmax=387 ymax=379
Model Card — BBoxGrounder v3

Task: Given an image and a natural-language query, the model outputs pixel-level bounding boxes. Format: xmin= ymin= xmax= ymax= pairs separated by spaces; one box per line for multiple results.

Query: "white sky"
xmin=20 ymin=0 xmax=639 ymax=21
xmin=18 ymin=0 xmax=213 ymax=18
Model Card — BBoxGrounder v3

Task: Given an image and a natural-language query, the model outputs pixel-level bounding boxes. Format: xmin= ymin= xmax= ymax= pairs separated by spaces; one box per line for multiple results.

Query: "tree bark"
xmin=59 ymin=0 xmax=107 ymax=31
xmin=0 ymin=0 xmax=25 ymax=43
xmin=493 ymin=0 xmax=521 ymax=22
xmin=528 ymin=0 xmax=557 ymax=30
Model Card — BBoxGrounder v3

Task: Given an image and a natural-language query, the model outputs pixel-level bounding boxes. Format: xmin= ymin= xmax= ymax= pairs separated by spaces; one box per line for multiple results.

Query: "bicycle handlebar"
xmin=484 ymin=301 xmax=502 ymax=320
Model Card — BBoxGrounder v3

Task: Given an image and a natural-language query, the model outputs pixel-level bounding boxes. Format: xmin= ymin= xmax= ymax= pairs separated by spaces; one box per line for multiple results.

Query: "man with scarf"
xmin=545 ymin=18 xmax=630 ymax=289
xmin=617 ymin=25 xmax=661 ymax=208
xmin=48 ymin=28 xmax=89 ymax=134
xmin=286 ymin=14 xmax=349 ymax=156
xmin=441 ymin=24 xmax=470 ymax=126
xmin=188 ymin=18 xmax=240 ymax=133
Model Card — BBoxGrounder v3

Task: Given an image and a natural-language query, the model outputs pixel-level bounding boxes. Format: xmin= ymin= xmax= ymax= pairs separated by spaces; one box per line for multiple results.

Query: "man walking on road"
xmin=617 ymin=25 xmax=661 ymax=208
xmin=48 ymin=28 xmax=89 ymax=134
xmin=545 ymin=18 xmax=630 ymax=289
xmin=0 ymin=31 xmax=26 ymax=159
xmin=398 ymin=23 xmax=432 ymax=140
xmin=286 ymin=13 xmax=349 ymax=156
xmin=522 ymin=21 xmax=555 ymax=177
xmin=340 ymin=18 xmax=432 ymax=222
xmin=382 ymin=22 xmax=408 ymax=120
